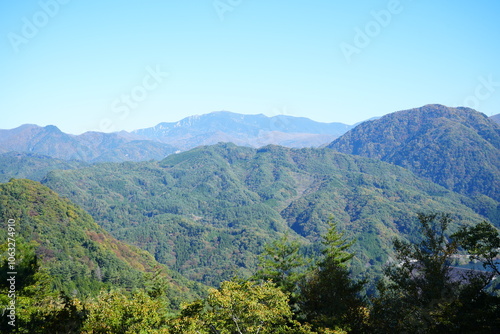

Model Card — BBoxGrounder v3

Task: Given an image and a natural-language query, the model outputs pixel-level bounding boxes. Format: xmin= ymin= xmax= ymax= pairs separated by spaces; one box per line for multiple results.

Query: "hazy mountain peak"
xmin=43 ymin=124 xmax=63 ymax=134
xmin=133 ymin=111 xmax=353 ymax=150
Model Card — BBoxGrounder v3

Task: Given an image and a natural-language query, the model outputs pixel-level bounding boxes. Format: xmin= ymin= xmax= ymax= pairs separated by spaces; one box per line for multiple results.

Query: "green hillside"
xmin=0 ymin=152 xmax=87 ymax=183
xmin=0 ymin=179 xmax=202 ymax=300
xmin=328 ymin=105 xmax=500 ymax=204
xmin=41 ymin=143 xmax=488 ymax=285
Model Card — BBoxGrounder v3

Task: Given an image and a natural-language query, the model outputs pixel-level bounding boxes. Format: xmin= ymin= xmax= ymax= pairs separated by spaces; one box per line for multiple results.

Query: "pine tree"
xmin=253 ymin=233 xmax=309 ymax=303
xmin=300 ymin=219 xmax=366 ymax=332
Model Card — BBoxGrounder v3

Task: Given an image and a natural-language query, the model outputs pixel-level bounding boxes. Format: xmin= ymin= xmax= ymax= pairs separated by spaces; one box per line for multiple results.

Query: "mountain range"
xmin=0 ymin=104 xmax=499 ymax=293
xmin=0 ymin=112 xmax=353 ymax=162
xmin=0 ymin=124 xmax=177 ymax=162
xmin=132 ymin=111 xmax=353 ymax=149
xmin=41 ymin=142 xmax=487 ymax=286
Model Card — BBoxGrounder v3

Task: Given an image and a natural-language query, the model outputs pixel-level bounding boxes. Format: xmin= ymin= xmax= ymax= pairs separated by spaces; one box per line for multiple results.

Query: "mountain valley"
xmin=1 ymin=104 xmax=499 ymax=321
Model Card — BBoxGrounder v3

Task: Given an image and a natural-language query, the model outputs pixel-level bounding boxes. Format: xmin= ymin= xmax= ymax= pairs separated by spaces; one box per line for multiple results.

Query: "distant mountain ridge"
xmin=0 ymin=152 xmax=87 ymax=183
xmin=0 ymin=112 xmax=353 ymax=162
xmin=132 ymin=111 xmax=353 ymax=149
xmin=0 ymin=124 xmax=177 ymax=162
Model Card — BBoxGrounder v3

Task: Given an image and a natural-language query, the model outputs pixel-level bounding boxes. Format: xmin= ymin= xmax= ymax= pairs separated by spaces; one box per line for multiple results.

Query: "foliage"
xmin=388 ymin=213 xmax=459 ymax=305
xmin=81 ymin=290 xmax=170 ymax=334
xmin=452 ymin=221 xmax=500 ymax=275
xmin=169 ymin=280 xmax=315 ymax=333
xmin=0 ymin=211 xmax=498 ymax=333
xmin=300 ymin=220 xmax=367 ymax=332
xmin=369 ymin=214 xmax=500 ymax=333
xmin=0 ymin=241 xmax=173 ymax=333
xmin=318 ymin=220 xmax=355 ymax=267
xmin=0 ymin=240 xmax=86 ymax=333
xmin=253 ymin=233 xmax=309 ymax=303
xmin=0 ymin=179 xmax=204 ymax=302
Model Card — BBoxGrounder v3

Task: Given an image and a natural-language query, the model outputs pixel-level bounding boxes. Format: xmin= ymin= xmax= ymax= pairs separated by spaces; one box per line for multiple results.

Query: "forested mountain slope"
xmin=0 ymin=179 xmax=202 ymax=299
xmin=42 ymin=143 xmax=488 ymax=286
xmin=328 ymin=104 xmax=500 ymax=202
xmin=0 ymin=152 xmax=87 ymax=182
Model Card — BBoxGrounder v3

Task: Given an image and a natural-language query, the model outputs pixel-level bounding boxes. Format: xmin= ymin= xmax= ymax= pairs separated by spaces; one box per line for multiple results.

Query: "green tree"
xmin=391 ymin=214 xmax=458 ymax=304
xmin=253 ymin=233 xmax=309 ymax=307
xmin=81 ymin=289 xmax=170 ymax=334
xmin=170 ymin=280 xmax=315 ymax=333
xmin=452 ymin=221 xmax=500 ymax=276
xmin=0 ymin=240 xmax=86 ymax=333
xmin=370 ymin=213 xmax=460 ymax=333
xmin=300 ymin=220 xmax=366 ymax=332
xmin=370 ymin=213 xmax=500 ymax=333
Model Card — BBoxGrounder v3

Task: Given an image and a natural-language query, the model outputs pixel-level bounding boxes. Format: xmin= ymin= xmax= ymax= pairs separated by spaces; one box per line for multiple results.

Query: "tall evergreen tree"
xmin=253 ymin=233 xmax=309 ymax=307
xmin=300 ymin=219 xmax=366 ymax=332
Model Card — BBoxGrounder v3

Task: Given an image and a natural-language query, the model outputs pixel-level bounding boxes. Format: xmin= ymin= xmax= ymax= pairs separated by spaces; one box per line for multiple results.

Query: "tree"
xmin=300 ymin=220 xmax=366 ymax=332
xmin=452 ymin=221 xmax=500 ymax=276
xmin=370 ymin=213 xmax=460 ymax=332
xmin=392 ymin=214 xmax=458 ymax=303
xmin=0 ymin=239 xmax=86 ymax=333
xmin=370 ymin=213 xmax=500 ymax=333
xmin=253 ymin=233 xmax=309 ymax=307
xmin=170 ymin=280 xmax=315 ymax=333
xmin=81 ymin=290 xmax=170 ymax=334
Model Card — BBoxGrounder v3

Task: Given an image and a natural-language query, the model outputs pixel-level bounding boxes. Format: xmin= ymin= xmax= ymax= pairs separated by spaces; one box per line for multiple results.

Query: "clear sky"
xmin=1 ymin=0 xmax=499 ymax=134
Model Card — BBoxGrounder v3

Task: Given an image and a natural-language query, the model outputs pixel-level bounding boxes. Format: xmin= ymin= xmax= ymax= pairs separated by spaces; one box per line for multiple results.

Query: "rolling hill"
xmin=41 ymin=143 xmax=488 ymax=286
xmin=0 ymin=152 xmax=88 ymax=183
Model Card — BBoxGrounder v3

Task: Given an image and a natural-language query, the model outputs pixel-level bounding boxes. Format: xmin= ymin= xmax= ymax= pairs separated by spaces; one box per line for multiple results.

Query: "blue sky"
xmin=1 ymin=0 xmax=499 ymax=134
